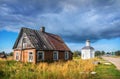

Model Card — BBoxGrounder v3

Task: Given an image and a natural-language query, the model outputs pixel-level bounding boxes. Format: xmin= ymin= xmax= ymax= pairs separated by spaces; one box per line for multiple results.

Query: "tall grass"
xmin=0 ymin=58 xmax=96 ymax=79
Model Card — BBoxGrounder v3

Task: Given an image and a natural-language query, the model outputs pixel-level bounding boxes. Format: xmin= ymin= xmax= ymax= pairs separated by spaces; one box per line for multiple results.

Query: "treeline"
xmin=114 ymin=50 xmax=120 ymax=56
xmin=95 ymin=51 xmax=105 ymax=56
xmin=73 ymin=50 xmax=105 ymax=57
xmin=73 ymin=50 xmax=120 ymax=57
xmin=104 ymin=50 xmax=120 ymax=56
xmin=73 ymin=50 xmax=81 ymax=57
xmin=0 ymin=51 xmax=13 ymax=56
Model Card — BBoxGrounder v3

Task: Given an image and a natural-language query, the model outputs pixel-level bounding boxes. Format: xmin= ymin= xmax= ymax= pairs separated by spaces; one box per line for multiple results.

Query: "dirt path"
xmin=102 ymin=56 xmax=120 ymax=70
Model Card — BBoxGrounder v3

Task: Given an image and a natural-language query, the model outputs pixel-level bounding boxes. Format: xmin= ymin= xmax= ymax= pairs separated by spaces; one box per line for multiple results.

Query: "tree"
xmin=73 ymin=50 xmax=81 ymax=57
xmin=9 ymin=52 xmax=13 ymax=56
xmin=101 ymin=51 xmax=105 ymax=55
xmin=115 ymin=50 xmax=120 ymax=56
xmin=95 ymin=50 xmax=105 ymax=56
xmin=2 ymin=51 xmax=5 ymax=54
xmin=95 ymin=51 xmax=101 ymax=56
xmin=0 ymin=51 xmax=7 ymax=58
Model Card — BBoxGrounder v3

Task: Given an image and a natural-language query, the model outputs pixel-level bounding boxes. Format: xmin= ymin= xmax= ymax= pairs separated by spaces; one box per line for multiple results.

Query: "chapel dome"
xmin=81 ymin=40 xmax=94 ymax=50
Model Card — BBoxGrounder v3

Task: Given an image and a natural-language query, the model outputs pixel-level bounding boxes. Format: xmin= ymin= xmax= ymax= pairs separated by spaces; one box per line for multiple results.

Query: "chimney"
xmin=40 ymin=26 xmax=45 ymax=32
xmin=86 ymin=40 xmax=90 ymax=46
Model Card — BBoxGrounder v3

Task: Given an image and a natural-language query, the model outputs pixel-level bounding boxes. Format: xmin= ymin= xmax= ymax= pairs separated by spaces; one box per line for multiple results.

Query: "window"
xmin=28 ymin=52 xmax=33 ymax=62
xmin=65 ymin=52 xmax=69 ymax=60
xmin=16 ymin=52 xmax=19 ymax=61
xmin=37 ymin=51 xmax=44 ymax=61
xmin=23 ymin=37 xmax=27 ymax=48
xmin=23 ymin=43 xmax=27 ymax=48
xmin=53 ymin=51 xmax=58 ymax=60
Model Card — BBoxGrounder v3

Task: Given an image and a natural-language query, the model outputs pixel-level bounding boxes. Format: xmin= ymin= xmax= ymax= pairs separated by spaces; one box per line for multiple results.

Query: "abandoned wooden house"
xmin=13 ymin=27 xmax=72 ymax=63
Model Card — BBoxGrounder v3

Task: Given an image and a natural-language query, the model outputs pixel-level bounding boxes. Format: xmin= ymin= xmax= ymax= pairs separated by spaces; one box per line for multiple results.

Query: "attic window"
xmin=23 ymin=37 xmax=27 ymax=48
xmin=43 ymin=45 xmax=46 ymax=48
xmin=23 ymin=37 xmax=27 ymax=43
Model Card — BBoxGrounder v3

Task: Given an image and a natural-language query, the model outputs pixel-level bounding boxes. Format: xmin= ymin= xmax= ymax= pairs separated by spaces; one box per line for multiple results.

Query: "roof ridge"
xmin=22 ymin=27 xmax=59 ymax=36
xmin=22 ymin=27 xmax=36 ymax=31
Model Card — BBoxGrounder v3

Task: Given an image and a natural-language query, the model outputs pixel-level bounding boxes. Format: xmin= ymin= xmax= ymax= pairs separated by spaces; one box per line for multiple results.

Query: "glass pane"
xmin=37 ymin=52 xmax=43 ymax=61
xmin=23 ymin=43 xmax=27 ymax=48
xmin=38 ymin=53 xmax=42 ymax=60
xmin=29 ymin=52 xmax=33 ymax=62
xmin=53 ymin=52 xmax=57 ymax=60
xmin=29 ymin=55 xmax=33 ymax=60
xmin=65 ymin=52 xmax=69 ymax=59
xmin=16 ymin=53 xmax=19 ymax=60
xmin=23 ymin=38 xmax=27 ymax=43
xmin=16 ymin=56 xmax=19 ymax=60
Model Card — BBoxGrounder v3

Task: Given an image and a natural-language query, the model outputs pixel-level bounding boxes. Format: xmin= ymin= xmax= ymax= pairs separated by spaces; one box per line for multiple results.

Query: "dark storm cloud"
xmin=0 ymin=0 xmax=120 ymax=43
xmin=0 ymin=0 xmax=62 ymax=16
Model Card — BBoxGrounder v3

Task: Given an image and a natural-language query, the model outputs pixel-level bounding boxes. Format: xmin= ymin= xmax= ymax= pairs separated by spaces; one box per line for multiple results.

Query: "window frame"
xmin=37 ymin=51 xmax=44 ymax=61
xmin=16 ymin=52 xmax=19 ymax=61
xmin=65 ymin=51 xmax=69 ymax=60
xmin=22 ymin=37 xmax=27 ymax=49
xmin=28 ymin=52 xmax=33 ymax=62
xmin=53 ymin=51 xmax=58 ymax=60
xmin=23 ymin=43 xmax=27 ymax=48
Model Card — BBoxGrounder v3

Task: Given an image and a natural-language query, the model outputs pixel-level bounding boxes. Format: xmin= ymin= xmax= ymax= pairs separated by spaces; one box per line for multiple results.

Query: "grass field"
xmin=0 ymin=57 xmax=120 ymax=79
xmin=92 ymin=58 xmax=120 ymax=79
xmin=93 ymin=64 xmax=120 ymax=79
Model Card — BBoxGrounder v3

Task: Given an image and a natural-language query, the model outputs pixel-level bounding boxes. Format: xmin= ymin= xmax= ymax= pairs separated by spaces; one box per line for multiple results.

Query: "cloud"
xmin=0 ymin=0 xmax=120 ymax=43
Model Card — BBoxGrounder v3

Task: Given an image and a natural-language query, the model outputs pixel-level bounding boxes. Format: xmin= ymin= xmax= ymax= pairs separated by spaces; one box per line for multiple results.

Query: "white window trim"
xmin=28 ymin=52 xmax=33 ymax=62
xmin=22 ymin=36 xmax=27 ymax=49
xmin=23 ymin=43 xmax=27 ymax=48
xmin=53 ymin=51 xmax=58 ymax=60
xmin=16 ymin=52 xmax=19 ymax=61
xmin=65 ymin=51 xmax=69 ymax=60
xmin=37 ymin=51 xmax=44 ymax=61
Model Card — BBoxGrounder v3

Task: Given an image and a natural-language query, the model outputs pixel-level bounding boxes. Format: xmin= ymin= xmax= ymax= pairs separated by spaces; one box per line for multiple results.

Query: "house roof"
xmin=82 ymin=46 xmax=94 ymax=50
xmin=13 ymin=27 xmax=70 ymax=51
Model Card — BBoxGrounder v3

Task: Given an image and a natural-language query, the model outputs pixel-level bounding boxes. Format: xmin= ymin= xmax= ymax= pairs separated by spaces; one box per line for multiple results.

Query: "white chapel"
xmin=81 ymin=40 xmax=95 ymax=59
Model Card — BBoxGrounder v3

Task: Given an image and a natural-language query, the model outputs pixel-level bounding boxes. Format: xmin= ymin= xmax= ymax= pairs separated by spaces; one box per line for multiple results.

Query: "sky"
xmin=0 ymin=0 xmax=120 ymax=53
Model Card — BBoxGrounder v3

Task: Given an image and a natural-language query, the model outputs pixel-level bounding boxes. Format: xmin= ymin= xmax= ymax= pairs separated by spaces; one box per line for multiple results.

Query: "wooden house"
xmin=13 ymin=27 xmax=72 ymax=63
xmin=0 ymin=52 xmax=7 ymax=59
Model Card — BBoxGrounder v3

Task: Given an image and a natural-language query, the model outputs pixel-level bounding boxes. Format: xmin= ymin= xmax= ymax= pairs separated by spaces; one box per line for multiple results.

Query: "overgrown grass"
xmin=1 ymin=57 xmax=120 ymax=79
xmin=0 ymin=59 xmax=95 ymax=79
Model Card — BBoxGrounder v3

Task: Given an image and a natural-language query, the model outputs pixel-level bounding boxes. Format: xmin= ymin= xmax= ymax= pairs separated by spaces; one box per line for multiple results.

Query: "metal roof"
xmin=13 ymin=27 xmax=70 ymax=51
xmin=82 ymin=46 xmax=94 ymax=50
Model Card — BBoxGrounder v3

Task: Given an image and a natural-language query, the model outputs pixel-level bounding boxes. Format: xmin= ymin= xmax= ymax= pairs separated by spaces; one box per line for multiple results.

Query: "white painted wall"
xmin=81 ymin=40 xmax=95 ymax=59
xmin=81 ymin=49 xmax=95 ymax=59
